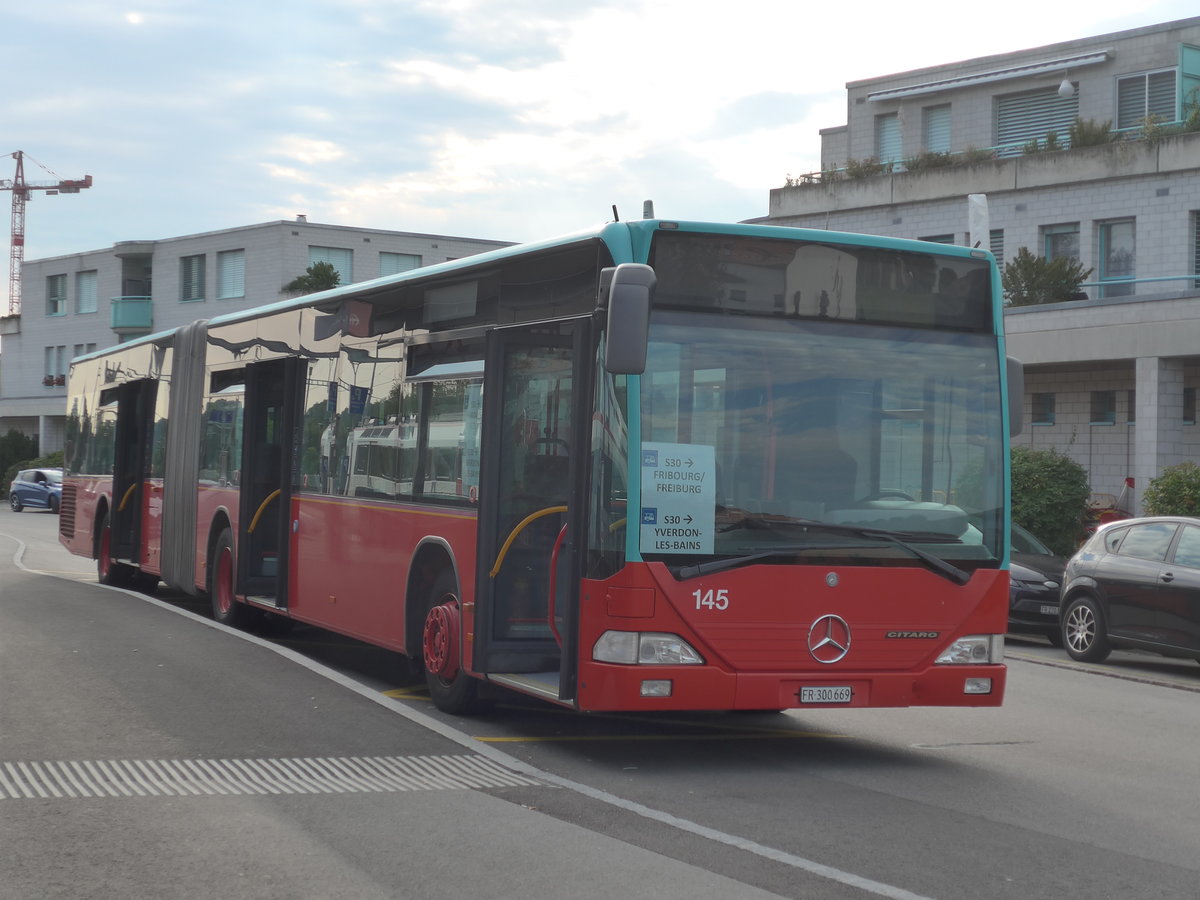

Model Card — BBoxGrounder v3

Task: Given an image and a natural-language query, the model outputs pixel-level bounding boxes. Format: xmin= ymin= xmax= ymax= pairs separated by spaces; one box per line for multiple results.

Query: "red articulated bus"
xmin=59 ymin=220 xmax=1021 ymax=714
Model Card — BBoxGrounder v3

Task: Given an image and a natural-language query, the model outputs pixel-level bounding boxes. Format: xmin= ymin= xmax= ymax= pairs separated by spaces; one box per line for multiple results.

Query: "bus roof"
xmin=69 ymin=219 xmax=997 ymax=366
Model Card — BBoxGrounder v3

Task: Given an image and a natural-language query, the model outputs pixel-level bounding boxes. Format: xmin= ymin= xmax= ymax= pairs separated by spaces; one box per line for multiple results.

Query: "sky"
xmin=3 ymin=0 xmax=1198 ymax=263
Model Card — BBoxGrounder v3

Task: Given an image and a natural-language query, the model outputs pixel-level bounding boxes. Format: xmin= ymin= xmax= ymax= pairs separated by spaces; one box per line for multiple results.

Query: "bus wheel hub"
xmin=423 ymin=602 xmax=460 ymax=678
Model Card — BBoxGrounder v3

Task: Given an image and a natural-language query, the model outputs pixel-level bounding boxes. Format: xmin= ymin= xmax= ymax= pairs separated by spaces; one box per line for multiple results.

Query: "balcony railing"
xmin=111 ymin=296 xmax=153 ymax=334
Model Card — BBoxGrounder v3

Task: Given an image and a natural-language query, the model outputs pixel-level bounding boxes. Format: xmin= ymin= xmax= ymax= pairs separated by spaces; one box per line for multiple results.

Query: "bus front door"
xmin=238 ymin=358 xmax=303 ymax=608
xmin=474 ymin=318 xmax=592 ymax=706
xmin=109 ymin=379 xmax=157 ymax=568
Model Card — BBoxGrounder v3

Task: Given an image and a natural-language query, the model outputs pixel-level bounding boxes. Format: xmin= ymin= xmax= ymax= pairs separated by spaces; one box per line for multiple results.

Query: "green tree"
xmin=283 ymin=261 xmax=341 ymax=295
xmin=1 ymin=429 xmax=39 ymax=496
xmin=1141 ymin=462 xmax=1200 ymax=516
xmin=1002 ymin=247 xmax=1093 ymax=307
xmin=1010 ymin=447 xmax=1090 ymax=556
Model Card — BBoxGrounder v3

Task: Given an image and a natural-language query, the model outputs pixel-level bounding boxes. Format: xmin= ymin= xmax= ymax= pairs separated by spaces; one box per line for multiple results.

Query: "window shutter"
xmin=923 ymin=105 xmax=951 ymax=153
xmin=379 ymin=252 xmax=421 ymax=277
xmin=875 ymin=113 xmax=901 ymax=164
xmin=995 ymin=87 xmax=1078 ymax=154
xmin=75 ymin=271 xmax=97 ymax=313
xmin=217 ymin=249 xmax=245 ymax=299
xmin=310 ymin=247 xmax=353 ymax=284
xmin=1147 ymin=70 xmax=1177 ymax=121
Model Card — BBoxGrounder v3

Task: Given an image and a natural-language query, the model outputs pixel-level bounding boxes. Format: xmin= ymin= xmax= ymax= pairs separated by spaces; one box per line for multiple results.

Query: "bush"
xmin=1011 ymin=447 xmax=1090 ymax=556
xmin=0 ymin=429 xmax=39 ymax=497
xmin=1141 ymin=462 xmax=1200 ymax=516
xmin=1068 ymin=117 xmax=1114 ymax=148
xmin=1002 ymin=247 xmax=1093 ymax=306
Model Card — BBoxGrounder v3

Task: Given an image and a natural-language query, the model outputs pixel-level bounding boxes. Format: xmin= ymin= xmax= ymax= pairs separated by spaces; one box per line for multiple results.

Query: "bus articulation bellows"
xmin=60 ymin=220 xmax=1021 ymax=713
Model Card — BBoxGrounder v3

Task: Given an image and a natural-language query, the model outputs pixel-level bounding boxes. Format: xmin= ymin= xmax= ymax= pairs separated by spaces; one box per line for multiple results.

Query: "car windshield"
xmin=635 ymin=311 xmax=1005 ymax=571
xmin=1011 ymin=523 xmax=1052 ymax=555
xmin=44 ymin=470 xmax=63 ymax=485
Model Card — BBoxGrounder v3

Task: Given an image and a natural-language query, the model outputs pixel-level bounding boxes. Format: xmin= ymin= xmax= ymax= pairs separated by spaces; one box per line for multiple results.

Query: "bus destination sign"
xmin=639 ymin=442 xmax=715 ymax=555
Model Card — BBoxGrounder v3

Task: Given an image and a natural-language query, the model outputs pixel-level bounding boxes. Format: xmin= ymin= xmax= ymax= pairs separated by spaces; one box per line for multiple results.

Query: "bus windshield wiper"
xmin=695 ymin=516 xmax=971 ymax=585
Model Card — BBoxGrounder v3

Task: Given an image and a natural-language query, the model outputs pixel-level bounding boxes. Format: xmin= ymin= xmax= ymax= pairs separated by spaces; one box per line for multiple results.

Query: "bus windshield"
xmin=637 ymin=312 xmax=1005 ymax=570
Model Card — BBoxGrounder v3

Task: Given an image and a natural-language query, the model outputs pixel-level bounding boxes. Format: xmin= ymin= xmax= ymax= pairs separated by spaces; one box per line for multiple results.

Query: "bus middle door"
xmin=110 ymin=378 xmax=157 ymax=568
xmin=238 ymin=358 xmax=303 ymax=609
xmin=474 ymin=318 xmax=592 ymax=706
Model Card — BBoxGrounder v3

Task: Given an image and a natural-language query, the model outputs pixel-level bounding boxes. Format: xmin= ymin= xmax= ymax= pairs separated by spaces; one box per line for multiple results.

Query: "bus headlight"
xmin=593 ymin=631 xmax=704 ymax=665
xmin=935 ymin=635 xmax=1004 ymax=665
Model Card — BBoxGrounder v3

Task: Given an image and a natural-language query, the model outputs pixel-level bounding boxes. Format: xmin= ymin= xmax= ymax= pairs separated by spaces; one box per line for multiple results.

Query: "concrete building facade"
xmin=765 ymin=17 xmax=1200 ymax=514
xmin=0 ymin=219 xmax=511 ymax=452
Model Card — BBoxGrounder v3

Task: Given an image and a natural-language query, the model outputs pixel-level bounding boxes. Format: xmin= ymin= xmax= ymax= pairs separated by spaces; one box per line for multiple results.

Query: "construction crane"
xmin=1 ymin=151 xmax=93 ymax=317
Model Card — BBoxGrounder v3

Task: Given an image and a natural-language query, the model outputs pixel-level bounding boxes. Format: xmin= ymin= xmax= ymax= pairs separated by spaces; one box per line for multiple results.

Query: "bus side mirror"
xmin=604 ymin=264 xmax=655 ymax=375
xmin=1007 ymin=356 xmax=1024 ymax=437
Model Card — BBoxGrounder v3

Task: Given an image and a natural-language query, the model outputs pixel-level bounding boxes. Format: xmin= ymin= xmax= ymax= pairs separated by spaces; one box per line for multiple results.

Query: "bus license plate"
xmin=800 ymin=686 xmax=852 ymax=704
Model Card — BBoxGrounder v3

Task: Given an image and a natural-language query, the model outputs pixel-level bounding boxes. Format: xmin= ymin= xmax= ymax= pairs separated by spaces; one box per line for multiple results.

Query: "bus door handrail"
xmin=117 ymin=482 xmax=138 ymax=513
xmin=488 ymin=505 xmax=567 ymax=577
xmin=248 ymin=489 xmax=281 ymax=534
xmin=546 ymin=522 xmax=568 ymax=646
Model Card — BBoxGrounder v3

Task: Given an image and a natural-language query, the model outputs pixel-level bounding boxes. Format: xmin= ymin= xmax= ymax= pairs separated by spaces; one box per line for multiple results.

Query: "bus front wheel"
xmin=422 ymin=571 xmax=481 ymax=715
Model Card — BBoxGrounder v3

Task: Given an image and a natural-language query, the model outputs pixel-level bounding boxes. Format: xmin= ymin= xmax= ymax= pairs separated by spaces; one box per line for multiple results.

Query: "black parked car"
xmin=1008 ymin=523 xmax=1068 ymax=646
xmin=1060 ymin=516 xmax=1200 ymax=664
xmin=8 ymin=467 xmax=63 ymax=513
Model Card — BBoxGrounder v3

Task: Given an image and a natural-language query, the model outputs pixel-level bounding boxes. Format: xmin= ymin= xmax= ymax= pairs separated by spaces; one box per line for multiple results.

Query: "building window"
xmin=990 ymin=230 xmax=1004 ymax=270
xmin=1126 ymin=389 xmax=1136 ymax=425
xmin=1192 ymin=211 xmax=1200 ymax=290
xmin=72 ymin=342 xmax=97 ymax=360
xmin=309 ymin=246 xmax=353 ymax=284
xmin=1098 ymin=220 xmax=1135 ymax=298
xmin=1043 ymin=223 xmax=1080 ymax=262
xmin=1090 ymin=390 xmax=1116 ymax=425
xmin=75 ymin=270 xmax=98 ymax=314
xmin=181 ymin=254 xmax=206 ymax=302
xmin=43 ymin=345 xmax=66 ymax=384
xmin=46 ymin=274 xmax=66 ymax=316
xmin=1117 ymin=69 xmax=1177 ymax=129
xmin=995 ymin=86 xmax=1078 ymax=156
xmin=379 ymin=252 xmax=421 ymax=277
xmin=216 ymin=249 xmax=245 ymax=299
xmin=875 ymin=112 xmax=901 ymax=165
xmin=1032 ymin=392 xmax=1055 ymax=425
xmin=922 ymin=104 xmax=951 ymax=153
xmin=1185 ymin=387 xmax=1197 ymax=426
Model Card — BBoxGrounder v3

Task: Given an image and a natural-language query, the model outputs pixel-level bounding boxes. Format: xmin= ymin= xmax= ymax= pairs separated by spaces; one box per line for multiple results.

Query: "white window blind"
xmin=923 ymin=105 xmax=951 ymax=153
xmin=217 ymin=249 xmax=245 ymax=299
xmin=309 ymin=246 xmax=353 ymax=284
xmin=995 ymin=87 xmax=1079 ymax=155
xmin=379 ymin=252 xmax=421 ymax=277
xmin=875 ymin=113 xmax=901 ymax=163
xmin=75 ymin=270 xmax=97 ymax=314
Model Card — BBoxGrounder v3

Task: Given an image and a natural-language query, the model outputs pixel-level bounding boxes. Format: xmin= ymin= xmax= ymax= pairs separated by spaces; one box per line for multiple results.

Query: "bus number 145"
xmin=693 ymin=588 xmax=730 ymax=611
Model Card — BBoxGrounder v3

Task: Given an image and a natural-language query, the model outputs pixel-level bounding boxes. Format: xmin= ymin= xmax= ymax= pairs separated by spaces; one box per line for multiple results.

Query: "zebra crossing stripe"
xmin=0 ymin=755 xmax=546 ymax=799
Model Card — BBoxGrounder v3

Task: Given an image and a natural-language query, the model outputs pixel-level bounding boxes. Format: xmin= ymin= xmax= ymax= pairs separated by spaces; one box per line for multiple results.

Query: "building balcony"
xmin=770 ymin=130 xmax=1200 ymax=219
xmin=111 ymin=296 xmax=153 ymax=335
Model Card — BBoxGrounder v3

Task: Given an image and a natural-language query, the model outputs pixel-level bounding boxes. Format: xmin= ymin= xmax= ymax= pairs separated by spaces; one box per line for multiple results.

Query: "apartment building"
xmin=0 ymin=219 xmax=511 ymax=453
xmin=764 ymin=16 xmax=1200 ymax=513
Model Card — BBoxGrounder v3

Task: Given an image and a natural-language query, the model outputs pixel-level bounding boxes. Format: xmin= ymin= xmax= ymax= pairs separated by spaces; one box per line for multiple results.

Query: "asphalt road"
xmin=4 ymin=507 xmax=1199 ymax=899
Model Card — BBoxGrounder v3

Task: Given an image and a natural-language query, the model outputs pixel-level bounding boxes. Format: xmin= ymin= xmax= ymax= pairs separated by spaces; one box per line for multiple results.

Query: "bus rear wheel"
xmin=210 ymin=528 xmax=255 ymax=629
xmin=96 ymin=511 xmax=134 ymax=587
xmin=422 ymin=571 xmax=481 ymax=715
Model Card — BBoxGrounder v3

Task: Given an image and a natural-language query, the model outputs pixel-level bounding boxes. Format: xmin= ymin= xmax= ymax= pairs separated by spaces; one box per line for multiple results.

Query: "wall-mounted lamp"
xmin=1058 ymin=76 xmax=1075 ymax=98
